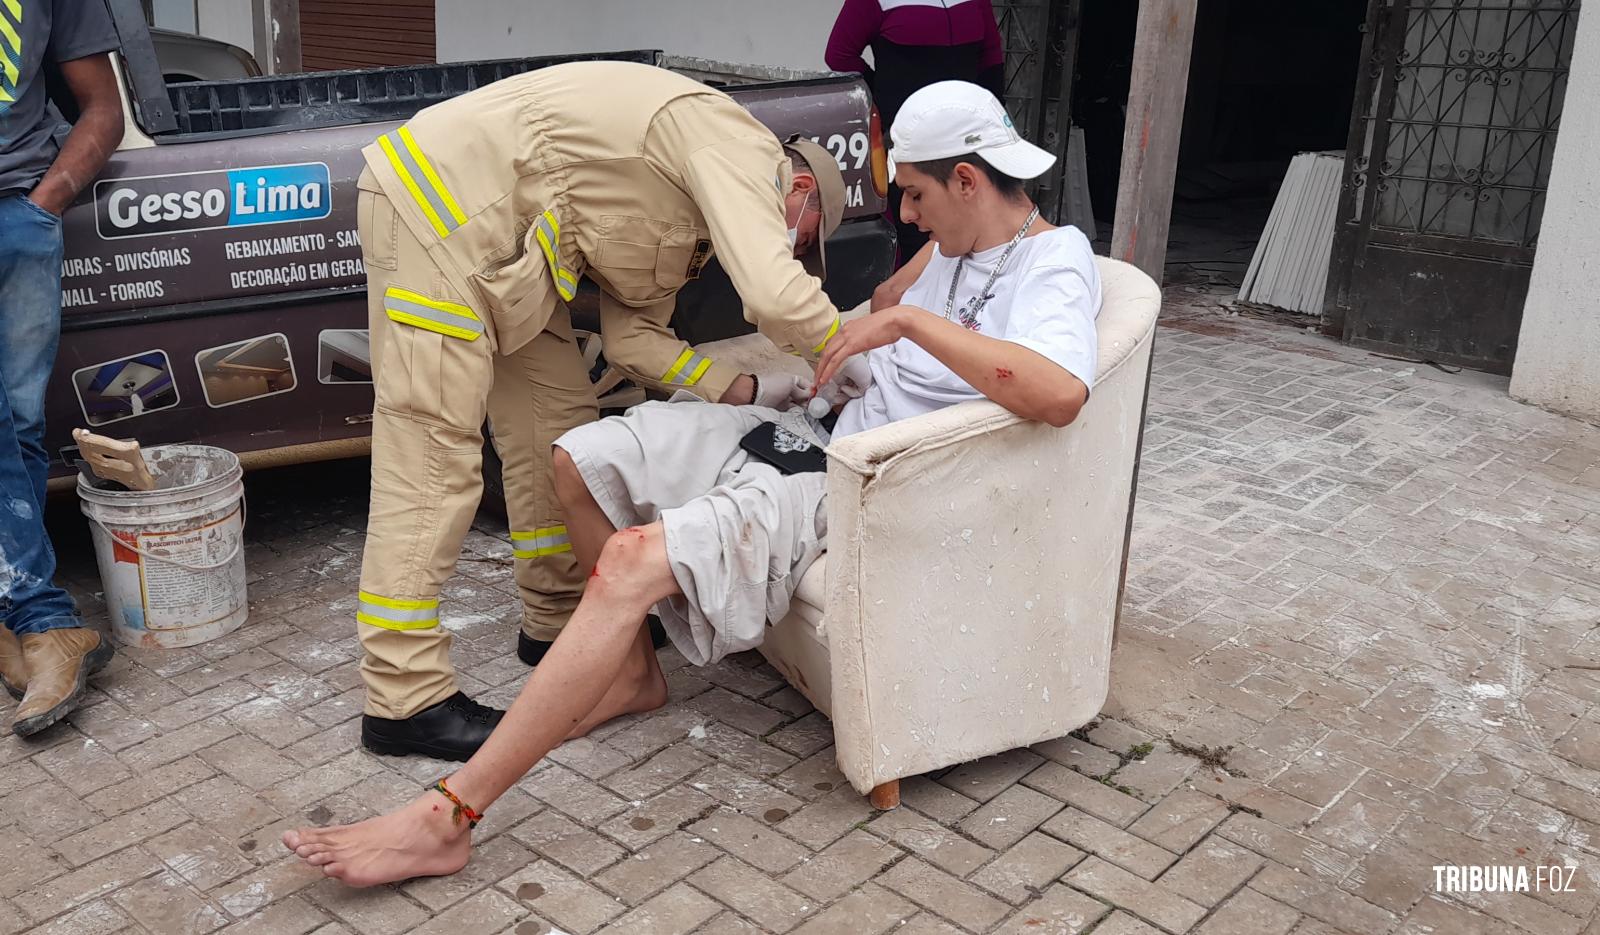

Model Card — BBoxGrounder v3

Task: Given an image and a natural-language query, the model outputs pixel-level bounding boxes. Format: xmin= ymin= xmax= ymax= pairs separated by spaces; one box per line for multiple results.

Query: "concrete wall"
xmin=436 ymin=0 xmax=847 ymax=71
xmin=194 ymin=0 xmax=257 ymax=57
xmin=1511 ymin=9 xmax=1600 ymax=421
xmin=149 ymin=0 xmax=298 ymax=74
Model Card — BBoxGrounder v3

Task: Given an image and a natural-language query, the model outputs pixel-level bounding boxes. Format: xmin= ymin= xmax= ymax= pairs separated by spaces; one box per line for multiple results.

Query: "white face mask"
xmin=786 ymin=191 xmax=814 ymax=249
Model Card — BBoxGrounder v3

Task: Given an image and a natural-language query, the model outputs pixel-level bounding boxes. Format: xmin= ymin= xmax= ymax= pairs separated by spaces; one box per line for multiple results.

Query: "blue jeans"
xmin=0 ymin=193 xmax=80 ymax=635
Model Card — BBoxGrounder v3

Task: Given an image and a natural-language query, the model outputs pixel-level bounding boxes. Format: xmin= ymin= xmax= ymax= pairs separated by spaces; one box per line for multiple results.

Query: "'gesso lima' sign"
xmin=95 ymin=163 xmax=331 ymax=240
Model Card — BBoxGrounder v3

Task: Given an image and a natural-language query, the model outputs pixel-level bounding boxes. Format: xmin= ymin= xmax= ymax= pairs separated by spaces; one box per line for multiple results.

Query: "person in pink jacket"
xmin=826 ymin=0 xmax=1007 ymax=265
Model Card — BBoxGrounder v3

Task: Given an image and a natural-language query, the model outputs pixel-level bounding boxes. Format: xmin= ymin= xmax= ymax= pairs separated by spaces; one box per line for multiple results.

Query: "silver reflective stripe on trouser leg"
xmin=534 ymin=210 xmax=579 ymax=301
xmin=383 ymin=286 xmax=485 ymax=341
xmin=512 ymin=525 xmax=572 ymax=560
xmin=356 ymin=591 xmax=440 ymax=631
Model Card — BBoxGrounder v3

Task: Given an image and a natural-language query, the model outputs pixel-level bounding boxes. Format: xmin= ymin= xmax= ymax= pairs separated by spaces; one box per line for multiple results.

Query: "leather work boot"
xmin=12 ymin=627 xmax=114 ymax=737
xmin=518 ymin=616 xmax=669 ymax=666
xmin=361 ymin=691 xmax=504 ymax=761
xmin=0 ymin=627 xmax=27 ymax=700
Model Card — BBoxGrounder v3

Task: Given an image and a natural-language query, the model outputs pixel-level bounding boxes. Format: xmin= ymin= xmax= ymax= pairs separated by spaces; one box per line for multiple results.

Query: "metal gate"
xmin=1325 ymin=0 xmax=1580 ymax=373
xmin=993 ymin=0 xmax=1083 ymax=226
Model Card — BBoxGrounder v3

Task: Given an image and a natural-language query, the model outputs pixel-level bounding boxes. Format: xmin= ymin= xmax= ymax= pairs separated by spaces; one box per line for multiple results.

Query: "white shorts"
xmin=555 ymin=399 xmax=827 ymax=666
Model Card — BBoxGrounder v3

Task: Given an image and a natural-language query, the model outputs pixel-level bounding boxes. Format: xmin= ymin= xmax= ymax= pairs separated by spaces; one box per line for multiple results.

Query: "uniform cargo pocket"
xmin=595 ymin=240 xmax=658 ymax=298
xmin=594 ymin=215 xmax=674 ymax=303
xmin=360 ymin=190 xmax=400 ymax=271
xmin=475 ymin=224 xmax=559 ymax=345
xmin=597 ymin=238 xmax=656 ymax=270
xmin=655 ymin=226 xmax=699 ymax=292
xmin=375 ymin=290 xmax=493 ymax=436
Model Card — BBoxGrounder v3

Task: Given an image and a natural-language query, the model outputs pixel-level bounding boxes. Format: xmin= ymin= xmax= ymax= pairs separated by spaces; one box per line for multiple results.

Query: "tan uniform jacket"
xmin=360 ymin=61 xmax=841 ymax=400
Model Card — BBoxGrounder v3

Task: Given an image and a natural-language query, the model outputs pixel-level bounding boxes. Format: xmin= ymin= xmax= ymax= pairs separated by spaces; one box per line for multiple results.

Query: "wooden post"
xmin=1111 ymin=0 xmax=1199 ymax=278
xmin=252 ymin=0 xmax=302 ymax=75
xmin=1110 ymin=0 xmax=1197 ymax=645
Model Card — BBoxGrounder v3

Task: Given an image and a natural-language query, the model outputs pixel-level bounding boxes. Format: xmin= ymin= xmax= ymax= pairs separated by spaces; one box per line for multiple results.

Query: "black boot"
xmin=361 ymin=691 xmax=503 ymax=761
xmin=518 ymin=616 xmax=669 ymax=666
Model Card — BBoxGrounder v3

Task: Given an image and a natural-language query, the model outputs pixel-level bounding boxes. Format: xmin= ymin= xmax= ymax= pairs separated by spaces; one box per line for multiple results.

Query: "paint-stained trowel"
xmin=72 ymin=428 xmax=157 ymax=491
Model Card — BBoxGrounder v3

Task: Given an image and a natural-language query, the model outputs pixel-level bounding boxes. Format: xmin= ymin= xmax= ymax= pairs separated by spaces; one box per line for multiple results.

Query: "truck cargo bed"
xmin=165 ymin=50 xmax=660 ymax=136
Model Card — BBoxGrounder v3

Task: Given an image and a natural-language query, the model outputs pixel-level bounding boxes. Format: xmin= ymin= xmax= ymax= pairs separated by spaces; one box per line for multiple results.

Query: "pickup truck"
xmin=44 ymin=25 xmax=894 ymax=495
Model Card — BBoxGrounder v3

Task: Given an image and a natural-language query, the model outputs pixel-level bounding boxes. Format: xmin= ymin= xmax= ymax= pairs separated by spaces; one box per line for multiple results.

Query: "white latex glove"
xmin=752 ymin=373 xmax=814 ymax=411
xmin=810 ymin=353 xmax=874 ymax=413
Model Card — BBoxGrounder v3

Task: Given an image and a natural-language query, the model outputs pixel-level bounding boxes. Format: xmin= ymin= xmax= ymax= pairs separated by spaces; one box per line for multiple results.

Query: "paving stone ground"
xmin=9 ymin=296 xmax=1600 ymax=934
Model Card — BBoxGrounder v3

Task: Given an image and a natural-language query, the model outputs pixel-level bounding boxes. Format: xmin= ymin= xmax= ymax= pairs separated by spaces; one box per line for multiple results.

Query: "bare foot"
xmin=567 ymin=628 xmax=667 ymax=739
xmin=282 ymin=789 xmax=471 ymax=886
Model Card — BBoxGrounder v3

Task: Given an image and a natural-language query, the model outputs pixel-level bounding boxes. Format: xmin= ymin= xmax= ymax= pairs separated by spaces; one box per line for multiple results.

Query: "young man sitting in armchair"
xmin=285 ymin=80 xmax=1103 ymax=886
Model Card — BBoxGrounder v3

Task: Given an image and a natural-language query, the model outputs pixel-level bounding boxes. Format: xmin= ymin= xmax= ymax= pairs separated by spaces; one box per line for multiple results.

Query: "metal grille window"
xmin=992 ymin=0 xmax=1082 ymax=224
xmin=1329 ymin=0 xmax=1581 ymax=373
xmin=1350 ymin=0 xmax=1579 ymax=247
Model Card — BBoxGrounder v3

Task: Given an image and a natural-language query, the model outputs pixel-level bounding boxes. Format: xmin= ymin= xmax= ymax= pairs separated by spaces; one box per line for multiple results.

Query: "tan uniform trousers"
xmin=356 ymin=187 xmax=597 ymax=719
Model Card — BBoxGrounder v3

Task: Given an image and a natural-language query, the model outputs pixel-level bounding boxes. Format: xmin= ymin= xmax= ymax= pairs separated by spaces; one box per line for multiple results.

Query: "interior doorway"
xmin=1072 ymin=1 xmax=1368 ymax=289
xmin=1172 ymin=1 xmax=1368 ymax=298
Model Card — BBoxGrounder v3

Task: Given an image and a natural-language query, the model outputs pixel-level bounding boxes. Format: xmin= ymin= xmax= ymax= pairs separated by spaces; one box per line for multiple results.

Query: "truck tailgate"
xmin=46 ymin=57 xmax=890 ymax=483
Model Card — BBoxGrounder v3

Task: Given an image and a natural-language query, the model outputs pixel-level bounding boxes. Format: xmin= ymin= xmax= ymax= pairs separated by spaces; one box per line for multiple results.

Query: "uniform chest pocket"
xmin=595 ymin=216 xmax=701 ymax=302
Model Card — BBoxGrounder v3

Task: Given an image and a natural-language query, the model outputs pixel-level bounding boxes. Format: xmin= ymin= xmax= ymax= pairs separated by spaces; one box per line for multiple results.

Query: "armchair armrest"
xmin=823 ymin=399 xmax=1025 ymax=477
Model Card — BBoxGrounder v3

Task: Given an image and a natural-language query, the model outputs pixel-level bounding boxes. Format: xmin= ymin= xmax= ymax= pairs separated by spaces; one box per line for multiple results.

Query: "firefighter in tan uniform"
xmin=354 ymin=61 xmax=849 ymax=760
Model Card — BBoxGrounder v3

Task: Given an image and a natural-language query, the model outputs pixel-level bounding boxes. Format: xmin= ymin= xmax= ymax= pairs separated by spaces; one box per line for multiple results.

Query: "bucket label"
xmin=106 ymin=504 xmax=247 ymax=637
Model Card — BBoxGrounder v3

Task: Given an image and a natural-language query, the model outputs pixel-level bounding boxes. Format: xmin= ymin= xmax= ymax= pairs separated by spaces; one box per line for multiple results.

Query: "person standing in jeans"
xmin=826 ymin=0 xmax=1006 ymax=266
xmin=0 ymin=0 xmax=125 ymax=737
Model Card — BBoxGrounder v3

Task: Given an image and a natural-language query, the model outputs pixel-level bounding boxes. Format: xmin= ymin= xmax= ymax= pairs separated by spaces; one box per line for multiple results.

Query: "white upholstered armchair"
xmin=701 ymin=256 xmax=1163 ymax=807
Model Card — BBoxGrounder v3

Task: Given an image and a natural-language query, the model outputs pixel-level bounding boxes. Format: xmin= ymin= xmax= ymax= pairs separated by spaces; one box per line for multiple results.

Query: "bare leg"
xmin=550 ymin=445 xmax=667 ymax=738
xmin=566 ymin=621 xmax=664 ymax=739
xmin=552 ymin=446 xmax=615 ymax=571
xmin=284 ymin=524 xmax=680 ymax=887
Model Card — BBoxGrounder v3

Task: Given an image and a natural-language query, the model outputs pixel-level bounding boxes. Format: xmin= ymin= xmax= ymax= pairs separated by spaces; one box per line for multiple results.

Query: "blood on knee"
xmin=597 ymin=526 xmax=657 ymax=580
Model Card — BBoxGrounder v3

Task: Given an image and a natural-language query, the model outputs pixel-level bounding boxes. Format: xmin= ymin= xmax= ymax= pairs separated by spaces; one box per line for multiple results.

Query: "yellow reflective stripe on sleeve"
xmin=0 ymin=0 xmax=18 ymax=22
xmin=661 ymin=349 xmax=713 ymax=387
xmin=660 ymin=349 xmax=695 ymax=384
xmin=378 ymin=133 xmax=449 ymax=239
xmin=356 ymin=591 xmax=439 ymax=630
xmin=511 ymin=525 xmax=572 ymax=559
xmin=812 ymin=316 xmax=841 ymax=355
xmin=383 ymin=287 xmax=484 ymax=341
xmin=396 ymin=126 xmax=467 ymax=228
xmin=534 ymin=211 xmax=578 ymax=301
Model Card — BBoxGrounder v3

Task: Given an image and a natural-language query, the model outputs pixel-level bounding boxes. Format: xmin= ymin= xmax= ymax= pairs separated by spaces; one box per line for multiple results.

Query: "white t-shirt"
xmin=833 ymin=225 xmax=1102 ymax=438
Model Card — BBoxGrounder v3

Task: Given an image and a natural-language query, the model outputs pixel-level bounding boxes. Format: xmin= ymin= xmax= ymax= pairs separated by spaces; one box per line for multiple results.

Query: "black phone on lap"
xmin=739 ymin=422 xmax=827 ymax=475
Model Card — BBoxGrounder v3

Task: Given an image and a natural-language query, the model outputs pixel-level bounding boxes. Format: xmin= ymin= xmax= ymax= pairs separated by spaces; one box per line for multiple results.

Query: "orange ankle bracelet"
xmin=430 ymin=778 xmax=483 ymax=829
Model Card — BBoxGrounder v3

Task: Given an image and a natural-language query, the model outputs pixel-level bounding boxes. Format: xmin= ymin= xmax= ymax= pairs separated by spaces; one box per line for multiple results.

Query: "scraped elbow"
xmin=1042 ymin=401 xmax=1082 ymax=428
xmin=1040 ymin=381 xmax=1089 ymax=428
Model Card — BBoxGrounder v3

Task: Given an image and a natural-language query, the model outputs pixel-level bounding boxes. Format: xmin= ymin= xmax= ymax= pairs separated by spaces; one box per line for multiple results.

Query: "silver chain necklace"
xmin=943 ymin=206 xmax=1040 ymax=330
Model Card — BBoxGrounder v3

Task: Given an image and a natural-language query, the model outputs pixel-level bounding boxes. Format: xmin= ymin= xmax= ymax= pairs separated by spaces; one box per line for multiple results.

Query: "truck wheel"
xmin=479 ymin=329 xmax=646 ymax=518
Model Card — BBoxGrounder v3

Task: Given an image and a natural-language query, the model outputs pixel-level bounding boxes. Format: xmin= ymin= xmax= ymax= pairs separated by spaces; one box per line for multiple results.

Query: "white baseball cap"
xmin=888 ymin=81 xmax=1056 ymax=183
